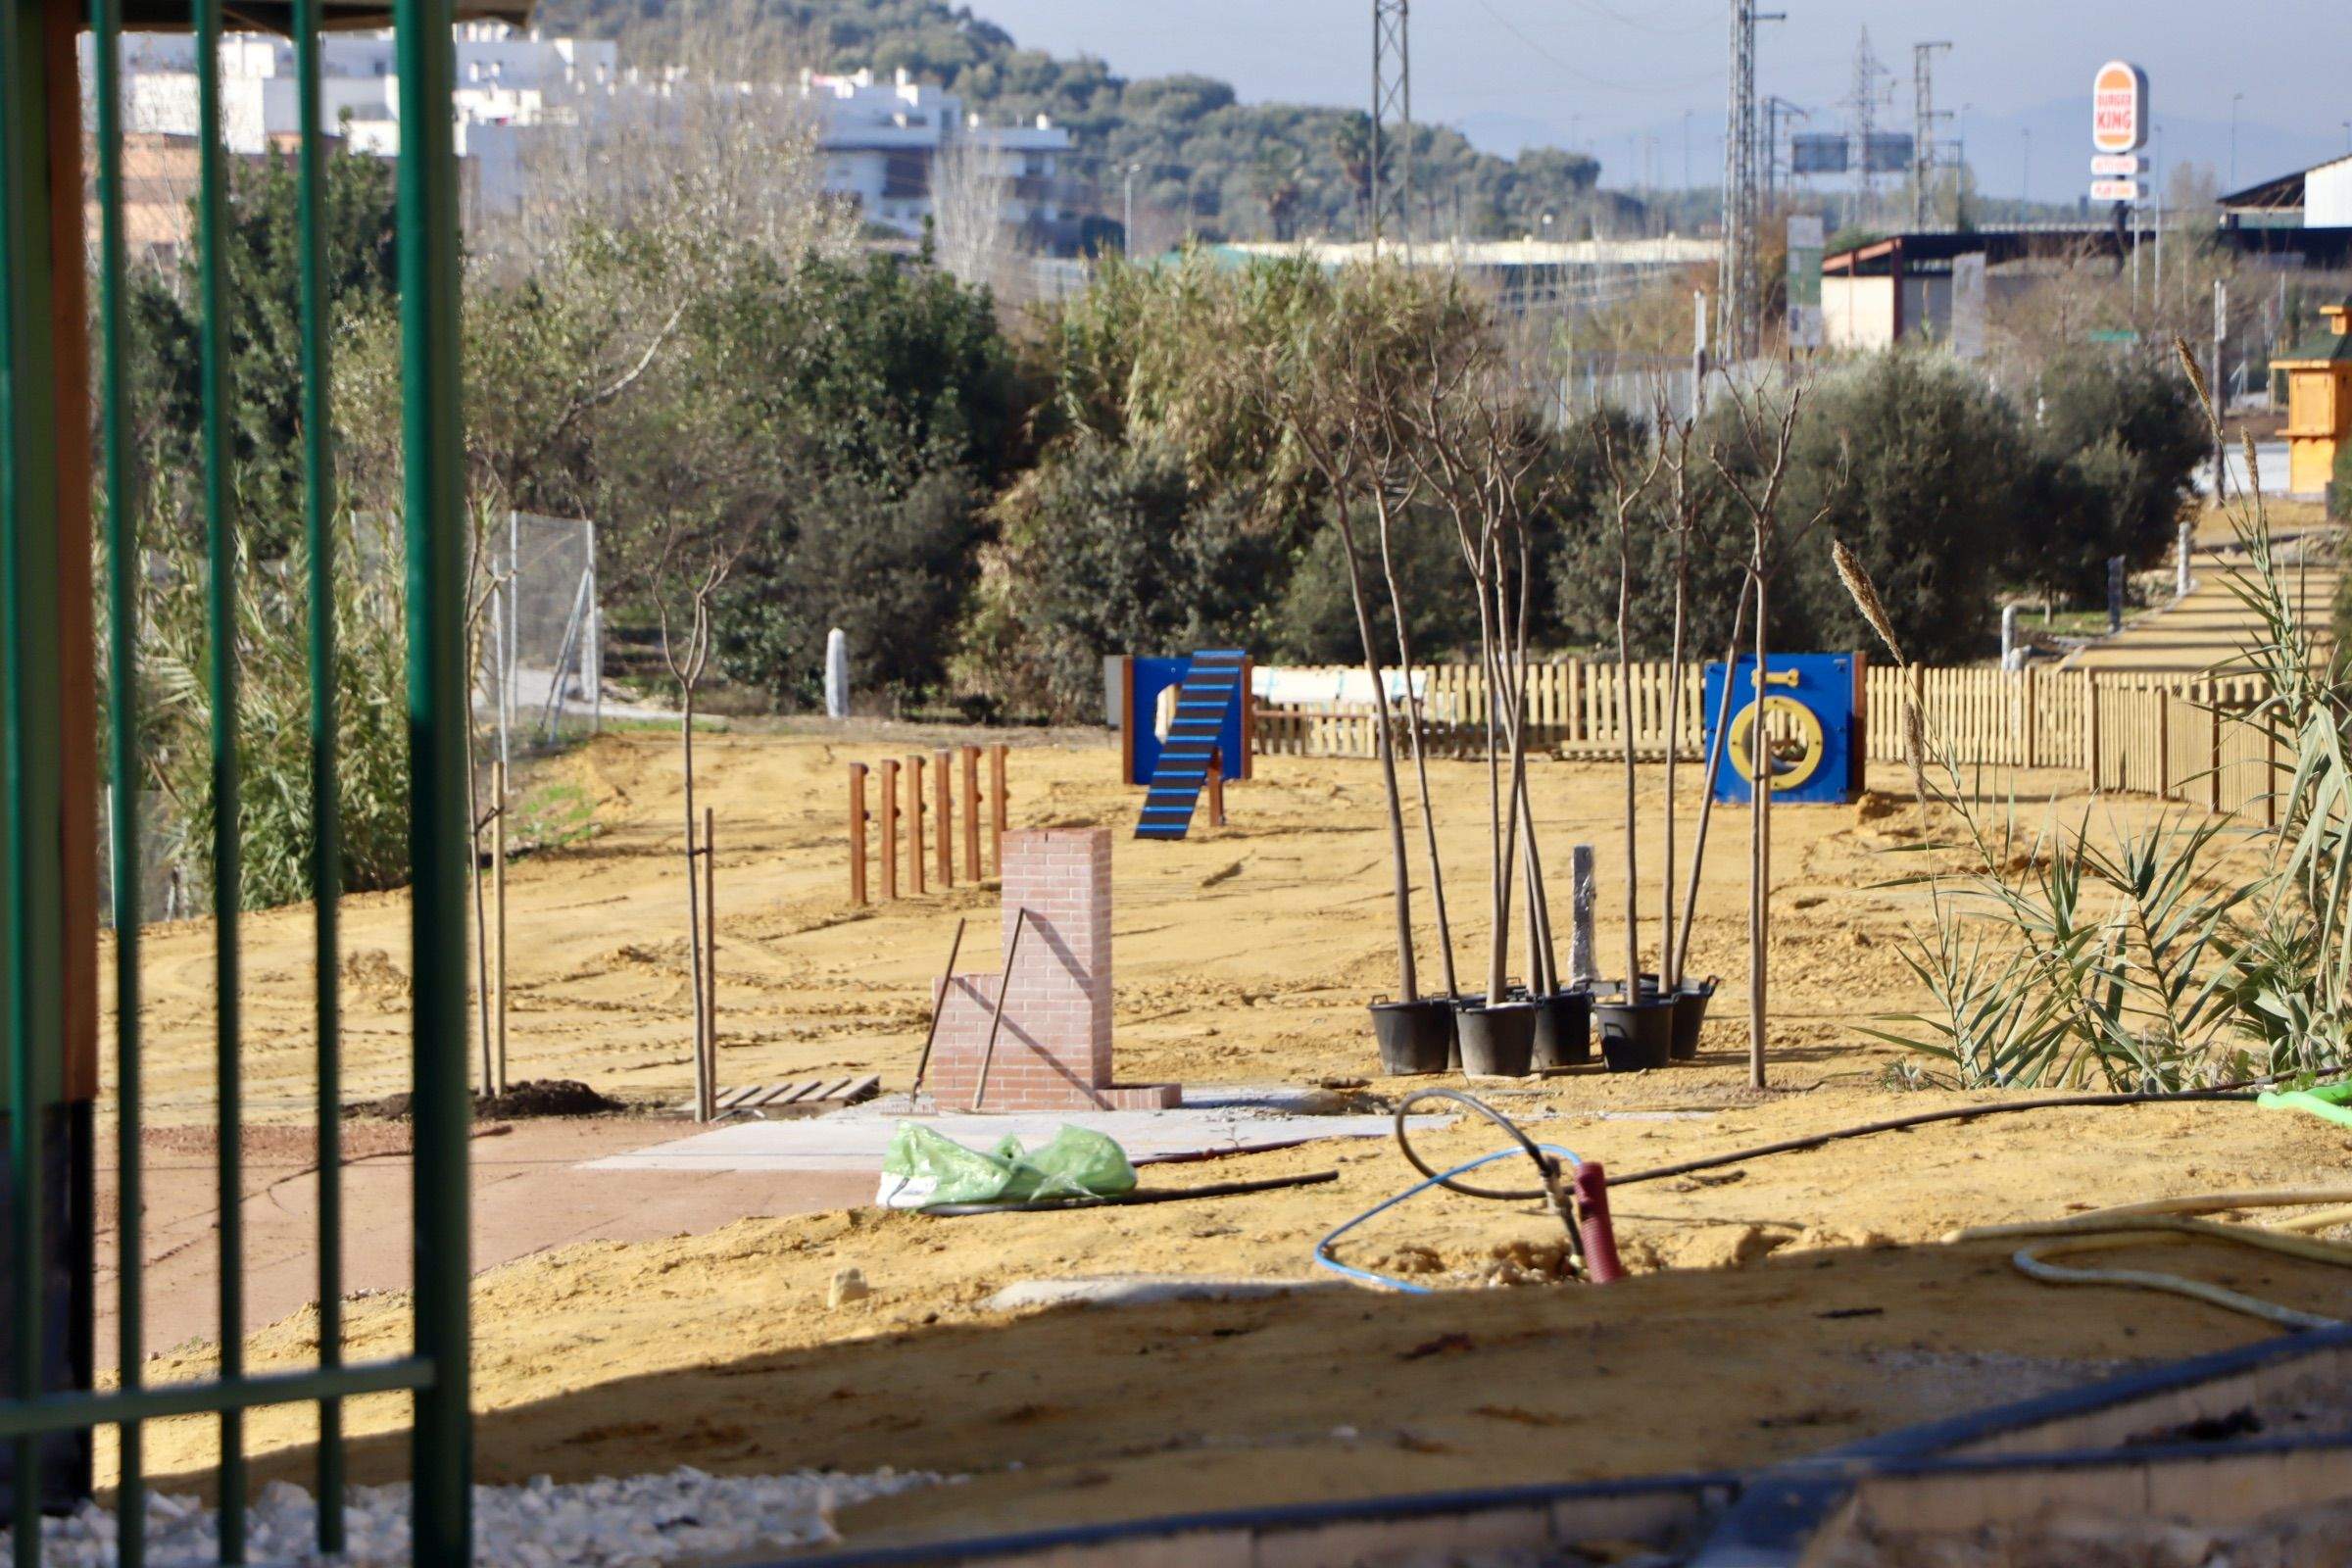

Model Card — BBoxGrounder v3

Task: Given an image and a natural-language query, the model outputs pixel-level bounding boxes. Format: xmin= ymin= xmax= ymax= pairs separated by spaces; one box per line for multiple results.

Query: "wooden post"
xmin=493 ymin=760 xmax=509 ymax=1097
xmin=2085 ymin=675 xmax=2102 ymax=791
xmin=1240 ymin=658 xmax=1256 ymax=779
xmin=934 ymin=747 xmax=955 ymax=887
xmin=907 ymin=754 xmax=927 ymax=896
xmin=2019 ymin=663 xmax=2037 ymax=770
xmin=990 ymin=743 xmax=1008 ymax=874
xmin=2267 ymin=720 xmax=2280 ymax=830
xmin=1206 ymin=746 xmax=1226 ymax=827
xmin=2208 ymin=693 xmax=2224 ymax=813
xmin=1117 ymin=657 xmax=1138 ymax=784
xmin=960 ymin=745 xmax=981 ymax=882
xmin=702 ymin=807 xmax=718 ymax=1119
xmin=849 ymin=762 xmax=869 ymax=905
xmin=2157 ymin=690 xmax=2172 ymax=800
xmin=879 ymin=759 xmax=900 ymax=900
xmin=688 ymin=812 xmax=709 ymax=1121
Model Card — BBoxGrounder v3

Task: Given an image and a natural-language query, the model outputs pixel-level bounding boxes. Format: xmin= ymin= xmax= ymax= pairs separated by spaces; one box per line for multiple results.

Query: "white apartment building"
xmin=90 ymin=33 xmax=1080 ymax=248
xmin=797 ymin=67 xmax=1074 ymax=242
xmin=94 ymin=26 xmax=617 ymax=161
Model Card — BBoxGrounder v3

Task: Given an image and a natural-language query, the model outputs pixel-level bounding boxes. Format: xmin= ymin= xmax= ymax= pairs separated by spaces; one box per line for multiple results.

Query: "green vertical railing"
xmin=0 ymin=0 xmax=475 ymax=1561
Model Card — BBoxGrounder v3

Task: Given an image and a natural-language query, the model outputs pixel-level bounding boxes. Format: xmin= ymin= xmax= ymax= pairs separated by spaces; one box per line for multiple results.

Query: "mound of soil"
xmin=352 ymin=1079 xmax=625 ymax=1122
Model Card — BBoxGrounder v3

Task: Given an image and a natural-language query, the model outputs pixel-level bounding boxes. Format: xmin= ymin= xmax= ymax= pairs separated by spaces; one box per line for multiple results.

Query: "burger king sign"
xmin=2091 ymin=60 xmax=2149 ymax=155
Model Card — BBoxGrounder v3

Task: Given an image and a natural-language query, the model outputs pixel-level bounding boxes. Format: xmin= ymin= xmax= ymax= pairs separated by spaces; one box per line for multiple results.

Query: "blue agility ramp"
xmin=1121 ymin=651 xmax=1250 ymax=840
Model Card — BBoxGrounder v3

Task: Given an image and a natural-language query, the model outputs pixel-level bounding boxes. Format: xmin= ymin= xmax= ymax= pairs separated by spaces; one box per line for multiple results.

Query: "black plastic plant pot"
xmin=1592 ymin=992 xmax=1675 ymax=1072
xmin=1369 ymin=996 xmax=1455 ymax=1076
xmin=1455 ymin=1000 xmax=1539 ymax=1078
xmin=1670 ymin=978 xmax=1718 ymax=1061
xmin=1531 ymin=987 xmax=1592 ymax=1070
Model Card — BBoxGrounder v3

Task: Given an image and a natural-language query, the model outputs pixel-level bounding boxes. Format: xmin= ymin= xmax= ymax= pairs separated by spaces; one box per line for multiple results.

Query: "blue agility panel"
xmin=1124 ymin=652 xmax=1249 ymax=839
xmin=1702 ymin=654 xmax=1860 ymax=806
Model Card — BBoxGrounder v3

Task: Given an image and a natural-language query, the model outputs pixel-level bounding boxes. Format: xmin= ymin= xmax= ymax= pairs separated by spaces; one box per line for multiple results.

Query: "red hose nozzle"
xmin=1573 ymin=1162 xmax=1625 ymax=1283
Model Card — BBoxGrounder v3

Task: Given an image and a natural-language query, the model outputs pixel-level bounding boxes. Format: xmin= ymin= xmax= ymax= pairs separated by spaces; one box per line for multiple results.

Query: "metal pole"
xmin=395 ymin=0 xmax=476 ymax=1540
xmin=971 ymin=907 xmax=1031 ymax=1110
xmin=909 ymin=917 xmax=967 ymax=1100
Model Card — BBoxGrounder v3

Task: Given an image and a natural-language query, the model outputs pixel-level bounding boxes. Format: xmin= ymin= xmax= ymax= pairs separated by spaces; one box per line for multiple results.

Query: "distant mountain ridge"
xmin=532 ymin=0 xmax=1621 ymax=244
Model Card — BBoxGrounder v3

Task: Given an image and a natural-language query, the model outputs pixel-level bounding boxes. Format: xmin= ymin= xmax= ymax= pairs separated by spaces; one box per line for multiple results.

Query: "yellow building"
xmin=2278 ymin=300 xmax=2352 ymax=497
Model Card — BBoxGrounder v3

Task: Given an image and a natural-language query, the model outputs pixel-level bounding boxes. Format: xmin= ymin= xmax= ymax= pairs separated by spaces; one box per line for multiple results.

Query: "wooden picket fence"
xmin=1252 ymin=661 xmax=2286 ymax=820
xmin=2088 ymin=675 xmax=2283 ymax=824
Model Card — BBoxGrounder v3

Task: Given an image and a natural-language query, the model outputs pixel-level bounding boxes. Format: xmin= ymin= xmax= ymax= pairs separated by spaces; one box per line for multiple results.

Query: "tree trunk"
xmin=1374 ymin=495 xmax=1456 ymax=996
xmin=1617 ymin=536 xmax=1640 ymax=994
xmin=681 ymin=679 xmax=709 ymax=1119
xmin=1675 ymin=575 xmax=1753 ymax=983
xmin=1749 ymin=566 xmax=1770 ymax=1091
xmin=1661 ymin=554 xmax=1688 ymax=990
xmin=1334 ymin=507 xmax=1418 ymax=1002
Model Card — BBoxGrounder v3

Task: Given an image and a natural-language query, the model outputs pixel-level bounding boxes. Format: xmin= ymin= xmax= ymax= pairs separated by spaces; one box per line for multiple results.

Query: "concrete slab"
xmin=582 ymin=1104 xmax=1447 ymax=1174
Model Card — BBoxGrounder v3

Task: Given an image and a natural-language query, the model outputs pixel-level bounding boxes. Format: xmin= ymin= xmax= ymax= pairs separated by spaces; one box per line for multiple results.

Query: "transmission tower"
xmin=1911 ymin=41 xmax=1951 ymax=228
xmin=1719 ymin=0 xmax=1758 ymax=360
xmin=1371 ymin=0 xmax=1411 ymax=256
xmin=1762 ymin=96 xmax=1808 ymax=209
xmin=1846 ymin=29 xmax=1890 ymax=223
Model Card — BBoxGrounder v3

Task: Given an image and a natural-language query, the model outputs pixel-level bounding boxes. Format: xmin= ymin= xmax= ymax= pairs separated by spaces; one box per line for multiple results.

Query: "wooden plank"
xmin=836 ymin=1072 xmax=883 ymax=1105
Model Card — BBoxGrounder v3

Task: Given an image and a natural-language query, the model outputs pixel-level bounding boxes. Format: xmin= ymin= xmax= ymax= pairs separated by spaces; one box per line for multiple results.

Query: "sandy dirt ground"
xmin=98 ymin=727 xmax=2352 ymax=1548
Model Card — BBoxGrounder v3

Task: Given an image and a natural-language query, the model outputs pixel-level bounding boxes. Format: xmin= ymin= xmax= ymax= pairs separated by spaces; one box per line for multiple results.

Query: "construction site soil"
xmin=97 ymin=725 xmax=2352 ymax=1551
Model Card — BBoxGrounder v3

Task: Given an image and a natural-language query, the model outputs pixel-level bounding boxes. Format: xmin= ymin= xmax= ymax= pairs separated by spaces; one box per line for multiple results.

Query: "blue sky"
xmin=966 ymin=0 xmax=2349 ymax=197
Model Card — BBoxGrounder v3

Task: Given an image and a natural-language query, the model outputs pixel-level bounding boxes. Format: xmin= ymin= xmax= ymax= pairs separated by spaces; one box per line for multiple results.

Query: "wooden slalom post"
xmin=848 ymin=762 xmax=869 ymax=905
xmin=908 ymin=755 xmax=927 ymax=896
xmin=935 ymin=747 xmax=955 ymax=888
xmin=1205 ymin=746 xmax=1225 ymax=827
xmin=960 ymin=745 xmax=981 ymax=883
xmin=989 ymin=743 xmax=1008 ymax=875
xmin=879 ymin=759 xmax=900 ymax=900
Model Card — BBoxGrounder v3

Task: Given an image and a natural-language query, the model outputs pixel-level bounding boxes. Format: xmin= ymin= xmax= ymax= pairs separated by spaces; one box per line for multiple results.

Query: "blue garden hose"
xmin=1313 ymin=1143 xmax=1585 ymax=1293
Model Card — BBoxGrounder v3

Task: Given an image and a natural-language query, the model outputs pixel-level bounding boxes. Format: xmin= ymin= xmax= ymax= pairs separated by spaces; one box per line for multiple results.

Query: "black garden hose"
xmin=1393 ymin=1085 xmax=2279 ymax=1204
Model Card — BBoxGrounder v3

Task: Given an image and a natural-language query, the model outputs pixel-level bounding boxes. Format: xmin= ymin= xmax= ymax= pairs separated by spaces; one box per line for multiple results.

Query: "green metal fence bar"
xmin=292 ymin=0 xmax=348 ymax=1551
xmin=192 ymin=0 xmax=251 ymax=1553
xmin=396 ymin=0 xmax=477 ymax=1557
xmin=0 ymin=0 xmax=41 ymax=1555
xmin=0 ymin=1358 xmax=437 ymax=1441
xmin=88 ymin=0 xmax=144 ymax=1559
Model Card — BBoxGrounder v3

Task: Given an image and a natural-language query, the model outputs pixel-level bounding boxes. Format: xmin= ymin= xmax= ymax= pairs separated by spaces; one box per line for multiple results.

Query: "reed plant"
xmin=1844 ymin=341 xmax=2349 ymax=1089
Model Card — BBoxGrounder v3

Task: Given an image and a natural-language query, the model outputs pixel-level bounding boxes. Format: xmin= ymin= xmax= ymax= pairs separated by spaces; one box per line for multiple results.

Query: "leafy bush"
xmin=2014 ymin=349 xmax=2207 ymax=605
xmin=141 ymin=514 xmax=413 ymax=911
xmin=967 ymin=435 xmax=1282 ymax=720
xmin=719 ymin=467 xmax=983 ymax=710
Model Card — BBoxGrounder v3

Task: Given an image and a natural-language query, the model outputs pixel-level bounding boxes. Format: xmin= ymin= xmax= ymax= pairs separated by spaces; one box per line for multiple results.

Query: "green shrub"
xmin=141 ymin=513 xmax=413 ymax=910
xmin=966 ymin=434 xmax=1283 ymax=720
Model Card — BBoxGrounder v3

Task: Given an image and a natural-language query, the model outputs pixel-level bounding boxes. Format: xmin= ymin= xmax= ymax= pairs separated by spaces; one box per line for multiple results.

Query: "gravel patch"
xmin=6 ymin=1465 xmax=949 ymax=1566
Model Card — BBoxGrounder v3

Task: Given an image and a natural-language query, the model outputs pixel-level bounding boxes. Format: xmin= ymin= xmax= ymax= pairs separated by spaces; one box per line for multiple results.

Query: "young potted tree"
xmin=1590 ymin=418 xmax=1675 ymax=1069
xmin=1255 ymin=264 xmax=1470 ymax=1073
xmin=1410 ymin=347 xmax=1577 ymax=1076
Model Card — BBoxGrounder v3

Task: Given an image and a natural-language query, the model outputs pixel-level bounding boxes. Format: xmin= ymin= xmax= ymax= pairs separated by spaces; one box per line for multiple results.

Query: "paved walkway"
xmin=2069 ymin=531 xmax=2339 ymax=674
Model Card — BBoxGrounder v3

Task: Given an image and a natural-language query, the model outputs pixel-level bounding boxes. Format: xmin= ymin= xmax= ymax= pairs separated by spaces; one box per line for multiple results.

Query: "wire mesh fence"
xmin=478 ymin=511 xmax=603 ymax=769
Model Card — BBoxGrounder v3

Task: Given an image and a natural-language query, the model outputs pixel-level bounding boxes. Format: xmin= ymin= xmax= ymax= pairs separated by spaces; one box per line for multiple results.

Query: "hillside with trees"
xmin=530 ymin=0 xmax=1619 ymax=244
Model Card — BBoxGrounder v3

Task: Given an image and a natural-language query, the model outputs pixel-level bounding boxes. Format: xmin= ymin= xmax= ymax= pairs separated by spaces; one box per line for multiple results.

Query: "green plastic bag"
xmin=878 ymin=1122 xmax=1137 ymax=1209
